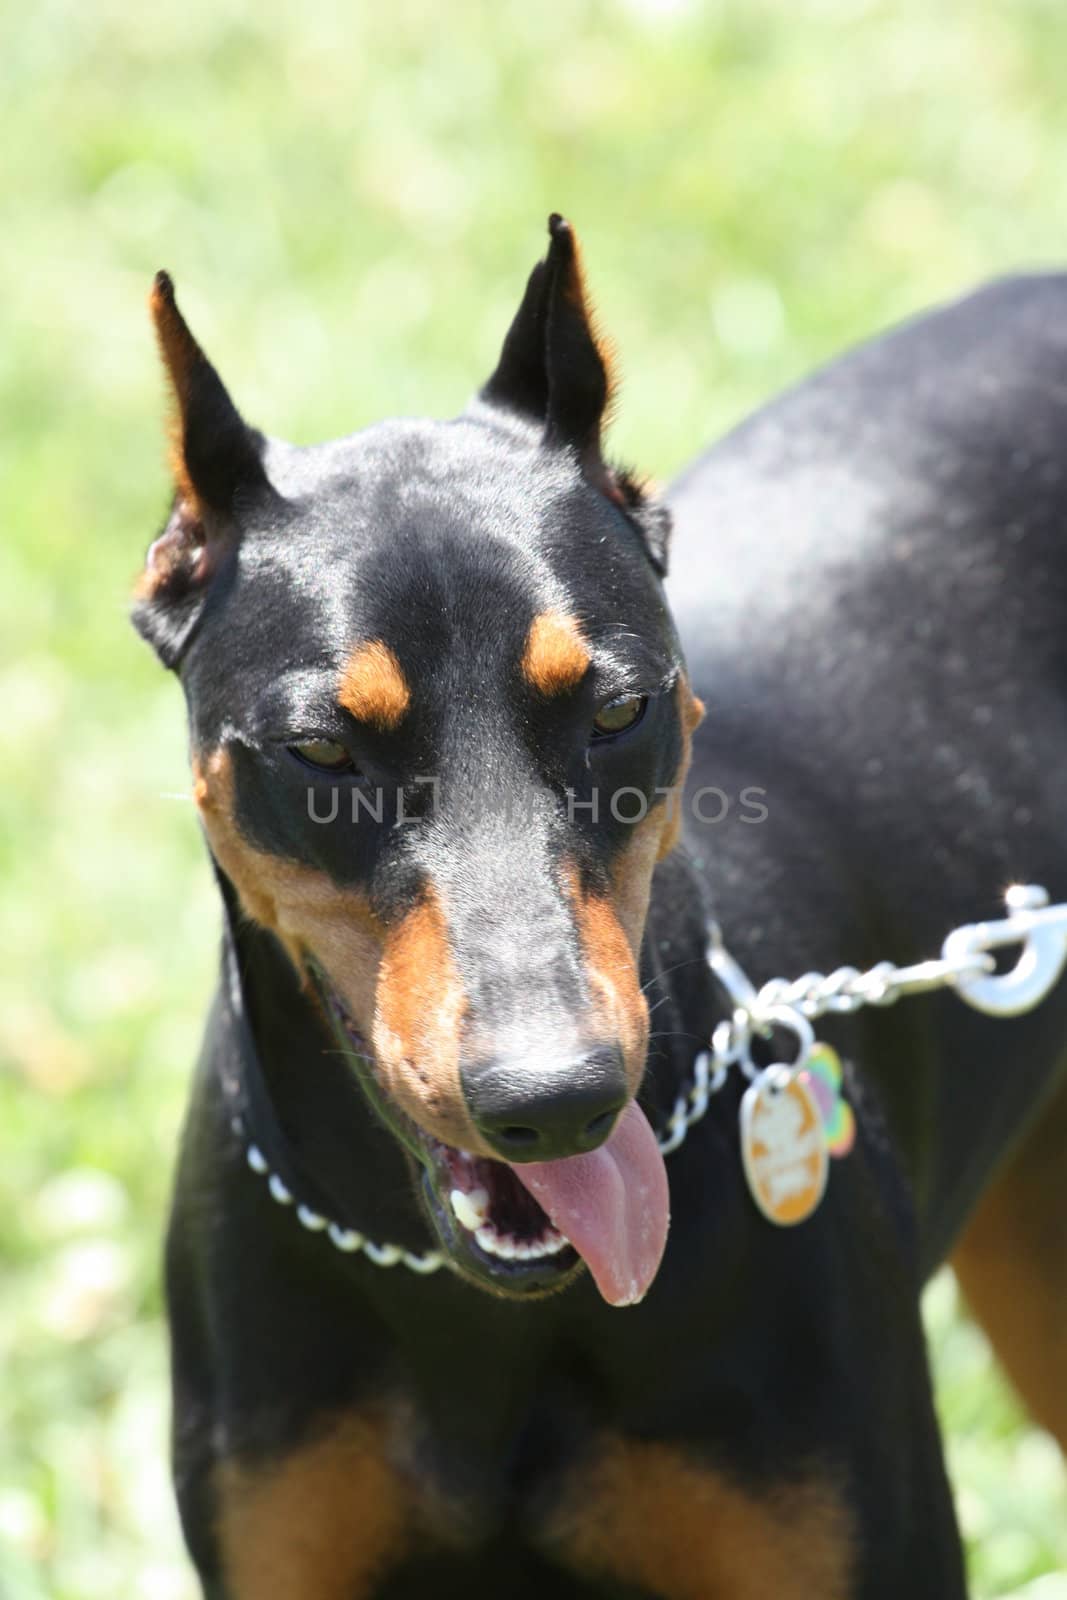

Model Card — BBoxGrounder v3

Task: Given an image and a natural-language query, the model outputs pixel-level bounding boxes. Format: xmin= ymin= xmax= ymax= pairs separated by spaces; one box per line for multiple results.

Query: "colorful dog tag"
xmin=740 ymin=1065 xmax=828 ymax=1226
xmin=798 ymin=1042 xmax=856 ymax=1158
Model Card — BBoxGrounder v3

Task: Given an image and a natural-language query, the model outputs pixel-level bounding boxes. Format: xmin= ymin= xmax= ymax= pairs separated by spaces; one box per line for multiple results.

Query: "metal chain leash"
xmin=708 ymin=882 xmax=1067 ymax=1071
xmin=658 ymin=884 xmax=1067 ymax=1161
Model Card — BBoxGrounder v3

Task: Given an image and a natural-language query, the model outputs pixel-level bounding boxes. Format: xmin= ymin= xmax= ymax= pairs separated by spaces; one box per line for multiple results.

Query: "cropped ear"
xmin=482 ymin=214 xmax=613 ymax=470
xmin=481 ymin=215 xmax=672 ymax=575
xmin=134 ymin=273 xmax=271 ymax=667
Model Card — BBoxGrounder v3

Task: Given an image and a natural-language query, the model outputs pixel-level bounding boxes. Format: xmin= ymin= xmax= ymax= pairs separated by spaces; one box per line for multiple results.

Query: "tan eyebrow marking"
xmin=338 ymin=640 xmax=411 ymax=731
xmin=521 ymin=612 xmax=592 ymax=697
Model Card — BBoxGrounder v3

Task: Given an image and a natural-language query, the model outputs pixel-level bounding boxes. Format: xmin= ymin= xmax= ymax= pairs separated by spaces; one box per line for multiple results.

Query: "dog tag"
xmin=798 ymin=1042 xmax=855 ymax=1158
xmin=740 ymin=1065 xmax=828 ymax=1226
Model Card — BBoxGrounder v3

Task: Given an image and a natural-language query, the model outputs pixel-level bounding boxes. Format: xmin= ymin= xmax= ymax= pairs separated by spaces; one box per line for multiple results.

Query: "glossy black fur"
xmin=147 ymin=262 xmax=1067 ymax=1597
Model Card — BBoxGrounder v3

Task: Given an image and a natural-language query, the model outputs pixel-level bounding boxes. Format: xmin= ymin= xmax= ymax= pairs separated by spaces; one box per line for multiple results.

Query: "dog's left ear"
xmin=480 ymin=214 xmax=671 ymax=574
xmin=134 ymin=272 xmax=273 ymax=667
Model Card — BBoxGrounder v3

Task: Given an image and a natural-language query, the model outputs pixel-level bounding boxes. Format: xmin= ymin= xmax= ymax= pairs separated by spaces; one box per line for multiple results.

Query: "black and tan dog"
xmin=136 ymin=217 xmax=1067 ymax=1597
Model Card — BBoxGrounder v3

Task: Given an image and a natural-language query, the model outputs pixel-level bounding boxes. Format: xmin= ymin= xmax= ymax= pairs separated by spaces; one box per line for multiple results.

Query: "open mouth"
xmin=319 ymin=978 xmax=670 ymax=1305
xmin=421 ymin=1138 xmax=582 ymax=1296
xmin=320 ymin=981 xmax=581 ymax=1296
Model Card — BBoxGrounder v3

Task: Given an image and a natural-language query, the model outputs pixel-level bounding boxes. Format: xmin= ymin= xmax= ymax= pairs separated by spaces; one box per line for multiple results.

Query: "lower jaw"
xmin=419 ymin=1147 xmax=582 ymax=1299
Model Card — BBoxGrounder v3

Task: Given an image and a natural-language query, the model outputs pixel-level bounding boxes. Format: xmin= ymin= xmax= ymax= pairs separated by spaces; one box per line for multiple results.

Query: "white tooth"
xmin=450 ymin=1187 xmax=490 ymax=1232
xmin=514 ymin=1241 xmax=533 ymax=1260
xmin=475 ymin=1226 xmax=519 ymax=1260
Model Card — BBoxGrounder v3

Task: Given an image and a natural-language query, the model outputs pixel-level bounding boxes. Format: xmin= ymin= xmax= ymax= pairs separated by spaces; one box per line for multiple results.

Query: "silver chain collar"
xmin=240 ymin=883 xmax=1067 ymax=1276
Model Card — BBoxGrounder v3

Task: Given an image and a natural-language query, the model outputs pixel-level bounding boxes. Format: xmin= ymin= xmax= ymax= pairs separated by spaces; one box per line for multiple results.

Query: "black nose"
xmin=465 ymin=1047 xmax=628 ymax=1162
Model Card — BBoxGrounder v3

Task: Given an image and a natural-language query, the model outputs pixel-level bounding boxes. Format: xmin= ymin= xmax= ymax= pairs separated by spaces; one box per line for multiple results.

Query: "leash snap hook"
xmin=943 ymin=884 xmax=1067 ymax=1017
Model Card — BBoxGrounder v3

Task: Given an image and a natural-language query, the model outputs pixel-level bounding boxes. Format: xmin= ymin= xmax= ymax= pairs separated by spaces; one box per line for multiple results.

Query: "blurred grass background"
xmin=2 ymin=0 xmax=1067 ymax=1593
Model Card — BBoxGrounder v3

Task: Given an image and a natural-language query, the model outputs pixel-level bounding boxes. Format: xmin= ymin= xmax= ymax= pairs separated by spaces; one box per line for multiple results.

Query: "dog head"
xmin=136 ymin=218 xmax=702 ymax=1303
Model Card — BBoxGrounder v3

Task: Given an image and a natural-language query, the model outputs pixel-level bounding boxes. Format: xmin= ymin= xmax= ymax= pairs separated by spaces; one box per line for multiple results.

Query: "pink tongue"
xmin=508 ymin=1100 xmax=670 ymax=1307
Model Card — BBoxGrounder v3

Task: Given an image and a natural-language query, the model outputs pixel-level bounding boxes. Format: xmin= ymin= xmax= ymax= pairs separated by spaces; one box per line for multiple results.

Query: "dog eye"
xmin=592 ymin=694 xmax=647 ymax=739
xmin=288 ymin=739 xmax=358 ymax=774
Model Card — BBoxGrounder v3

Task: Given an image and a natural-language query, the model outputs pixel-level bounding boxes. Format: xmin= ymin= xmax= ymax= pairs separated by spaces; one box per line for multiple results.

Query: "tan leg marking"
xmin=522 ymin=612 xmax=592 ymax=697
xmin=546 ymin=1437 xmax=854 ymax=1600
xmin=339 ymin=640 xmax=411 ymax=732
xmin=952 ymin=1067 xmax=1067 ymax=1446
xmin=216 ymin=1416 xmax=408 ymax=1599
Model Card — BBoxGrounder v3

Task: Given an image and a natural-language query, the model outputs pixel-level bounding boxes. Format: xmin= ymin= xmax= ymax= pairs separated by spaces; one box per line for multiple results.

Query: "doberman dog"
xmin=136 ymin=216 xmax=1067 ymax=1597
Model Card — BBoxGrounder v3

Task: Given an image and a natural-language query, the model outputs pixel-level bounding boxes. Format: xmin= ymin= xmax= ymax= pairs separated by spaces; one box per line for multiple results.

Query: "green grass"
xmin=2 ymin=0 xmax=1066 ymax=1593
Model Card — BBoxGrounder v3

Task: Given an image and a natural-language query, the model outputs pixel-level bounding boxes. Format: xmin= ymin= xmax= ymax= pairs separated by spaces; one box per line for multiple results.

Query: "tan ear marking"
xmin=522 ymin=612 xmax=591 ymax=697
xmin=150 ymin=271 xmax=199 ymax=408
xmin=339 ymin=641 xmax=411 ymax=732
xmin=547 ymin=215 xmax=619 ymax=420
xmin=148 ymin=270 xmax=203 ymax=507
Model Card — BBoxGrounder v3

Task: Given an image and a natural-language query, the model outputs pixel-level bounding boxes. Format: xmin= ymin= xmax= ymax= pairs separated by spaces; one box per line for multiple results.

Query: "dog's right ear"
xmin=133 ymin=273 xmax=270 ymax=668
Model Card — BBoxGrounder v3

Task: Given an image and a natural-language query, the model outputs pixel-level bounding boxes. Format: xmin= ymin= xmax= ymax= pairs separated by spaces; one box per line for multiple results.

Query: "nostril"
xmin=499 ymin=1124 xmax=541 ymax=1148
xmin=583 ymin=1107 xmax=619 ymax=1142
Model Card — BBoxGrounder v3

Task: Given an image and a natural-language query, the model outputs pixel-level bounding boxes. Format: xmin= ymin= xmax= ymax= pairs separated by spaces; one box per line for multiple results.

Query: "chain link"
xmin=709 ymin=883 xmax=1067 ymax=1048
xmin=754 ymin=949 xmax=992 ymax=1022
